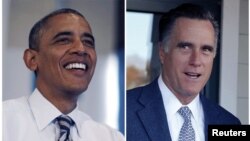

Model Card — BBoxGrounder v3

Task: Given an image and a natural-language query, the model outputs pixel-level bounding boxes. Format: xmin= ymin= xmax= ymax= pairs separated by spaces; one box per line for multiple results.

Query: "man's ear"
xmin=23 ymin=49 xmax=38 ymax=71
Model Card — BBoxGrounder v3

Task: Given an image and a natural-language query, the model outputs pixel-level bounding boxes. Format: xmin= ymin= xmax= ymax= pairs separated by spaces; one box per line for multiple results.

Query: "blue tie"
xmin=178 ymin=106 xmax=195 ymax=141
xmin=56 ymin=115 xmax=74 ymax=141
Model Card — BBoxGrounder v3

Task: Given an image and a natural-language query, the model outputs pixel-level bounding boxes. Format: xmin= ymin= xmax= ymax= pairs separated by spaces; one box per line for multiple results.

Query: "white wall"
xmin=237 ymin=0 xmax=249 ymax=124
xmin=2 ymin=0 xmax=122 ymax=130
xmin=220 ymin=0 xmax=249 ymax=124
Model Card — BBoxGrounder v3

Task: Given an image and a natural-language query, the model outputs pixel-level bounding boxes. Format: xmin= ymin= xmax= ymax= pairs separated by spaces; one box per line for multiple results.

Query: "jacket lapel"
xmin=137 ymin=80 xmax=172 ymax=141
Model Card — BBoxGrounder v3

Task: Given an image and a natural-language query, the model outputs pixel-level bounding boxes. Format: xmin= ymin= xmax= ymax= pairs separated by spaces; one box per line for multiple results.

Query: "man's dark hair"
xmin=29 ymin=8 xmax=86 ymax=51
xmin=159 ymin=3 xmax=219 ymax=47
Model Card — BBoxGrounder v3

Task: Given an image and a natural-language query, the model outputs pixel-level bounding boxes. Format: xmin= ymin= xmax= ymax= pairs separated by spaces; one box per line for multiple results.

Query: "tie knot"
xmin=56 ymin=115 xmax=75 ymax=127
xmin=178 ymin=106 xmax=192 ymax=120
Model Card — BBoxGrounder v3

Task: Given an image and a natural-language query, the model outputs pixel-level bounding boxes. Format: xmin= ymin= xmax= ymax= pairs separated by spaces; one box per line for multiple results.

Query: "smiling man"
xmin=127 ymin=3 xmax=240 ymax=141
xmin=3 ymin=8 xmax=124 ymax=141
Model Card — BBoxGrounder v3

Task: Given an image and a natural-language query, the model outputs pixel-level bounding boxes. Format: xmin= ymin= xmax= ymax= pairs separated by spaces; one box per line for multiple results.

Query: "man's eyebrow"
xmin=83 ymin=33 xmax=95 ymax=42
xmin=177 ymin=41 xmax=193 ymax=47
xmin=202 ymin=44 xmax=215 ymax=48
xmin=52 ymin=31 xmax=73 ymax=40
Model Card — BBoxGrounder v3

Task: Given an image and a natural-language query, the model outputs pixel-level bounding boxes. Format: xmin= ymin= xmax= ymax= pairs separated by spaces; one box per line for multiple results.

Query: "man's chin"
xmin=180 ymin=87 xmax=200 ymax=97
xmin=185 ymin=90 xmax=200 ymax=97
xmin=65 ymin=86 xmax=88 ymax=96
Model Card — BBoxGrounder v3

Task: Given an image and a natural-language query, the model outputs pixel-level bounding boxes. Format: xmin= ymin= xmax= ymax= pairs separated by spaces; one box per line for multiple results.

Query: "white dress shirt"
xmin=158 ymin=75 xmax=205 ymax=141
xmin=3 ymin=88 xmax=124 ymax=141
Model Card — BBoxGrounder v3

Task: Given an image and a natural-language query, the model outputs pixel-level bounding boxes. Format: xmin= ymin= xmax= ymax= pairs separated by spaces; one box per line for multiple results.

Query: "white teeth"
xmin=190 ymin=76 xmax=198 ymax=79
xmin=65 ymin=63 xmax=86 ymax=70
xmin=185 ymin=72 xmax=200 ymax=79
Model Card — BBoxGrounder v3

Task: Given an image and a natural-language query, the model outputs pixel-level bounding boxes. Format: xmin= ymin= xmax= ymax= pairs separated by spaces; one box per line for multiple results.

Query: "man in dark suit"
xmin=127 ymin=3 xmax=241 ymax=141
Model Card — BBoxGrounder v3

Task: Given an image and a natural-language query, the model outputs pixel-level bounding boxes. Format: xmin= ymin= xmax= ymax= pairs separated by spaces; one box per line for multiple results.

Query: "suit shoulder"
xmin=127 ymin=86 xmax=144 ymax=97
xmin=126 ymin=85 xmax=149 ymax=110
xmin=127 ymin=81 xmax=157 ymax=96
xmin=201 ymin=95 xmax=241 ymax=124
xmin=216 ymin=104 xmax=241 ymax=124
xmin=127 ymin=83 xmax=153 ymax=102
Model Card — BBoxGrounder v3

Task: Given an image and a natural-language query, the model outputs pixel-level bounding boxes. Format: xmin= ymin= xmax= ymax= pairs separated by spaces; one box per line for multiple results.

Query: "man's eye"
xmin=177 ymin=45 xmax=190 ymax=51
xmin=202 ymin=46 xmax=214 ymax=54
xmin=179 ymin=45 xmax=189 ymax=49
xmin=83 ymin=39 xmax=95 ymax=48
xmin=55 ymin=38 xmax=71 ymax=44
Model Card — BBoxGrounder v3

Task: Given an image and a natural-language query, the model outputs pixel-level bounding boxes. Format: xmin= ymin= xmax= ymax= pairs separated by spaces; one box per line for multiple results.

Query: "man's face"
xmin=159 ymin=17 xmax=216 ymax=102
xmin=36 ymin=13 xmax=96 ymax=96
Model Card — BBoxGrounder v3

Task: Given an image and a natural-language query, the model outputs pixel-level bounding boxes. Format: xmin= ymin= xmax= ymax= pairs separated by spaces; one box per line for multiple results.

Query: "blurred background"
xmin=126 ymin=0 xmax=249 ymax=124
xmin=2 ymin=0 xmax=124 ymax=134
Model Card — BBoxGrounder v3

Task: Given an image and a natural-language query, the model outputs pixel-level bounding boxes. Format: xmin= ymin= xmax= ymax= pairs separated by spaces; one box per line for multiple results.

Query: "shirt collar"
xmin=67 ymin=105 xmax=91 ymax=138
xmin=28 ymin=88 xmax=90 ymax=138
xmin=28 ymin=89 xmax=61 ymax=131
xmin=158 ymin=75 xmax=202 ymax=121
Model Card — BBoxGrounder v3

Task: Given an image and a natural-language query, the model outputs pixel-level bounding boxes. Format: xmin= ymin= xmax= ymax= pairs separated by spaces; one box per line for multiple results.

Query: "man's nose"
xmin=71 ymin=39 xmax=87 ymax=55
xmin=189 ymin=50 xmax=201 ymax=67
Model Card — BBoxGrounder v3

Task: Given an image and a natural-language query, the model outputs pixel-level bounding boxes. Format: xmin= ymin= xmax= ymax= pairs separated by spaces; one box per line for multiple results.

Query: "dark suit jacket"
xmin=127 ymin=79 xmax=241 ymax=141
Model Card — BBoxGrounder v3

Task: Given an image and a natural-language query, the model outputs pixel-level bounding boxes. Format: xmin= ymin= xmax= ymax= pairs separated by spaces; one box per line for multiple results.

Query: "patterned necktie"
xmin=56 ymin=115 xmax=75 ymax=141
xmin=178 ymin=106 xmax=195 ymax=141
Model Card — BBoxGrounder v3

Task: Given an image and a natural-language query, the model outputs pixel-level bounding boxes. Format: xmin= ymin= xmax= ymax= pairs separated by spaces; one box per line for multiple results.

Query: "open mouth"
xmin=184 ymin=72 xmax=201 ymax=79
xmin=64 ymin=62 xmax=88 ymax=71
